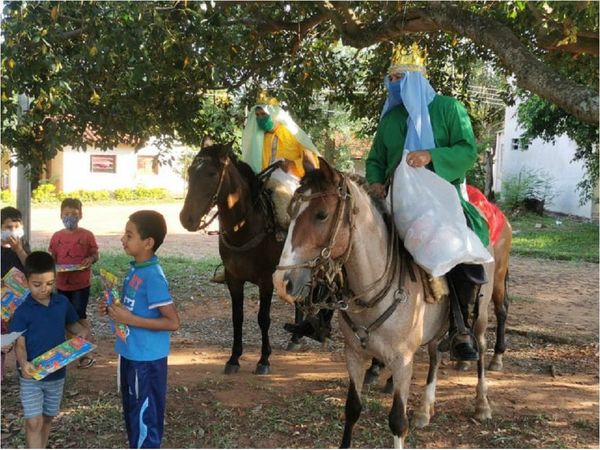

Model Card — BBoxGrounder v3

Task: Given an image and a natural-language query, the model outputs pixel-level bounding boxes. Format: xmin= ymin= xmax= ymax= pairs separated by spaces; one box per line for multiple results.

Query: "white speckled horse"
xmin=274 ymin=159 xmax=496 ymax=448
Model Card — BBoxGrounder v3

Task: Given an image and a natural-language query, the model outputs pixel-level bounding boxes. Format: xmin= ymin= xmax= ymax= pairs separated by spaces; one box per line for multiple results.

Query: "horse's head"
xmin=179 ymin=143 xmax=232 ymax=232
xmin=274 ymin=158 xmax=355 ymax=305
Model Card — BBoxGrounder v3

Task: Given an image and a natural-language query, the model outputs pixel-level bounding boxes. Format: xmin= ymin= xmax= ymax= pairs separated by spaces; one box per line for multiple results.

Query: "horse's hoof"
xmin=474 ymin=406 xmax=492 ymax=421
xmin=412 ymin=412 xmax=431 ymax=429
xmin=382 ymin=378 xmax=394 ymax=394
xmin=254 ymin=364 xmax=271 ymax=375
xmin=488 ymin=361 xmax=503 ymax=372
xmin=488 ymin=355 xmax=503 ymax=372
xmin=224 ymin=363 xmax=240 ymax=374
xmin=454 ymin=361 xmax=471 ymax=372
xmin=363 ymin=370 xmax=380 ymax=386
xmin=286 ymin=341 xmax=302 ymax=352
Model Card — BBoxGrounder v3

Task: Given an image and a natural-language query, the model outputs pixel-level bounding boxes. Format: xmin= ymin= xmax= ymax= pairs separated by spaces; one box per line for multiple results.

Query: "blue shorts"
xmin=19 ymin=377 xmax=65 ymax=418
xmin=58 ymin=287 xmax=90 ymax=320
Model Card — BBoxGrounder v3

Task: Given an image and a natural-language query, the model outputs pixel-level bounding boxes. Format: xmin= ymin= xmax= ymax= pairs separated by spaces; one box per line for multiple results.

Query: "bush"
xmin=114 ymin=188 xmax=137 ymax=201
xmin=31 ymin=183 xmax=58 ymax=203
xmin=500 ymin=168 xmax=557 ymax=212
xmin=1 ymin=189 xmax=13 ymax=204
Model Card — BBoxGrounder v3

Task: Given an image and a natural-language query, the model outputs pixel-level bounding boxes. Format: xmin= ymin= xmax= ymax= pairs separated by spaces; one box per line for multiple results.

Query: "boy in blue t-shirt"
xmin=101 ymin=210 xmax=180 ymax=449
xmin=10 ymin=251 xmax=90 ymax=449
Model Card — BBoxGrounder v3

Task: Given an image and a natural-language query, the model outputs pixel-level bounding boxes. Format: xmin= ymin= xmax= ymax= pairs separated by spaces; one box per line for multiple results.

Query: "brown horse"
xmin=274 ymin=159 xmax=508 ymax=448
xmin=179 ymin=143 xmax=283 ymax=375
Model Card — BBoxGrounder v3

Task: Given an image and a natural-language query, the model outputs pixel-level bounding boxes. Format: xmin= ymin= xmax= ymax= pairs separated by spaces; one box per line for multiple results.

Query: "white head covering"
xmin=241 ymin=104 xmax=319 ymax=174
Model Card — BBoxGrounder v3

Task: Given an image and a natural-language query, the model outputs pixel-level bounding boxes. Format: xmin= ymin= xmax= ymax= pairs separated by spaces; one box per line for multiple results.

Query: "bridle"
xmin=276 ymin=172 xmax=407 ymax=325
xmin=190 ymin=154 xmax=230 ymax=232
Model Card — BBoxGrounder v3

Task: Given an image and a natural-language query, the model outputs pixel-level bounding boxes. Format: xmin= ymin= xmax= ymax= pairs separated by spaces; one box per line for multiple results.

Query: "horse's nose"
xmin=283 ymin=274 xmax=294 ymax=296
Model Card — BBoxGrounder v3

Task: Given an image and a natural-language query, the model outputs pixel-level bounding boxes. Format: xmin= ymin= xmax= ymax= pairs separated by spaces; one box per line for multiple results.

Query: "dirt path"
xmin=2 ymin=203 xmax=596 ymax=448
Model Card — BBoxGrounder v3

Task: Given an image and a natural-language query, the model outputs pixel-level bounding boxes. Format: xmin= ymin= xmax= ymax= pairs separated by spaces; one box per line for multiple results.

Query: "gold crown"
xmin=389 ymin=43 xmax=427 ymax=75
xmin=256 ymin=90 xmax=279 ymax=106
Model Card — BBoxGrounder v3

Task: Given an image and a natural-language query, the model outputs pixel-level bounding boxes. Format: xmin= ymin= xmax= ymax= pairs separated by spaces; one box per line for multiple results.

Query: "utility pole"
xmin=16 ymin=94 xmax=31 ymax=240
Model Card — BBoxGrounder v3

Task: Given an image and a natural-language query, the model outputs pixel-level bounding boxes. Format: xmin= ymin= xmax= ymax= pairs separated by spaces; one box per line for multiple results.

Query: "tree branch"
xmin=319 ymin=2 xmax=597 ymax=125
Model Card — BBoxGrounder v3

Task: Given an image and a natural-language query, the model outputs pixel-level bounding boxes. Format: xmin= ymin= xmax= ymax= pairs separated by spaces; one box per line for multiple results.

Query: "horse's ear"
xmin=318 ymin=157 xmax=340 ymax=184
xmin=201 ymin=135 xmax=214 ymax=149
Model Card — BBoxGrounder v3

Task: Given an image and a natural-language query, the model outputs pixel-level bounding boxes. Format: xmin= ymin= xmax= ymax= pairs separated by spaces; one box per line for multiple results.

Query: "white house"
xmin=5 ymin=139 xmax=193 ymax=197
xmin=494 ymin=103 xmax=597 ymax=219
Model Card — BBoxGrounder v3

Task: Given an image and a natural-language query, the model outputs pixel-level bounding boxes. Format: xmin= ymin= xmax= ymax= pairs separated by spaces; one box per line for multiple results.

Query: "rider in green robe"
xmin=366 ymin=54 xmax=488 ymax=362
xmin=366 ymin=95 xmax=489 ymax=247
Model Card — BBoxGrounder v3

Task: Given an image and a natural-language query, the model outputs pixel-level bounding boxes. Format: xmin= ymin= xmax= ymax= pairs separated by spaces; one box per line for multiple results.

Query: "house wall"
xmin=495 ymin=104 xmax=593 ymax=218
xmin=58 ymin=142 xmax=189 ymax=196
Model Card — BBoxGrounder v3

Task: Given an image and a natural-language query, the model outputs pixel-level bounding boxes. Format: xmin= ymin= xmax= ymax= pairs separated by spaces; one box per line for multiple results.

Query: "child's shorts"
xmin=19 ymin=377 xmax=65 ymax=418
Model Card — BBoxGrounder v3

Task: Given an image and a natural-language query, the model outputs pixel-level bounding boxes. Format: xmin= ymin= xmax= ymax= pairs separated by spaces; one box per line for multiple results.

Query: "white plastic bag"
xmin=391 ymin=152 xmax=493 ymax=277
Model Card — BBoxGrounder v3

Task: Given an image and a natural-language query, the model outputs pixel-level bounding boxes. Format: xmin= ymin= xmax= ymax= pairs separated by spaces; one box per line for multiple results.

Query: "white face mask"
xmin=1 ymin=227 xmax=24 ymax=241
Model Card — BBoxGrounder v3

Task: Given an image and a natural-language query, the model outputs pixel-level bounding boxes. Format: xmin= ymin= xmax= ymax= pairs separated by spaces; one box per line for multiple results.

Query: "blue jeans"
xmin=58 ymin=287 xmax=90 ymax=320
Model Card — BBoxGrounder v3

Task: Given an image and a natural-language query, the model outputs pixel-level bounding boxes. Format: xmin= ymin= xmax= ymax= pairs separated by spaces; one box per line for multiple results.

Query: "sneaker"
xmin=78 ymin=356 xmax=96 ymax=369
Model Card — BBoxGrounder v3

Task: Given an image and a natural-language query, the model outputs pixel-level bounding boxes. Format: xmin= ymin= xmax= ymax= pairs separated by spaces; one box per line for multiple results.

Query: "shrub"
xmin=114 ymin=188 xmax=137 ymax=201
xmin=500 ymin=168 xmax=557 ymax=212
xmin=1 ymin=189 xmax=13 ymax=204
xmin=31 ymin=183 xmax=58 ymax=203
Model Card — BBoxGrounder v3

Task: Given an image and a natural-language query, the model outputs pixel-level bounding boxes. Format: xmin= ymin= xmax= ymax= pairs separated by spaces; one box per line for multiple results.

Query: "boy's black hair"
xmin=129 ymin=210 xmax=167 ymax=252
xmin=1 ymin=206 xmax=23 ymax=225
xmin=24 ymin=251 xmax=56 ymax=279
xmin=61 ymin=198 xmax=82 ymax=213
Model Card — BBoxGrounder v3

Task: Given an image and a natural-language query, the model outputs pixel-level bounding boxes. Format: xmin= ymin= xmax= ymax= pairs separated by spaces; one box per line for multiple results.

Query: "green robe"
xmin=366 ymin=95 xmax=489 ymax=246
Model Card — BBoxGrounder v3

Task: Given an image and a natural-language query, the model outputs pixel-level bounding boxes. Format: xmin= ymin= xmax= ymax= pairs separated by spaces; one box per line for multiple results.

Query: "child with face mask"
xmin=48 ymin=198 xmax=99 ymax=369
xmin=1 ymin=206 xmax=31 ymax=381
xmin=1 ymin=206 xmax=30 ymax=277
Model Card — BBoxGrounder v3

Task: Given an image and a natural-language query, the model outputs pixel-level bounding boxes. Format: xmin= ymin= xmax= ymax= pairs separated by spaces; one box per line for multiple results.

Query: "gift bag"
xmin=391 ymin=152 xmax=493 ymax=277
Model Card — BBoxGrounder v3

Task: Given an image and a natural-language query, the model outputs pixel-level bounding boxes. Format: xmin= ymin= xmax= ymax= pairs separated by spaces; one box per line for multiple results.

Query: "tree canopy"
xmin=2 ymin=1 xmax=598 ymax=190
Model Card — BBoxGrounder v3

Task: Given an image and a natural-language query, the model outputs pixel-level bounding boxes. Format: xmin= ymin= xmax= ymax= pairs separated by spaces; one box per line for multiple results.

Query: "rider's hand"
xmin=370 ymin=183 xmax=386 ymax=199
xmin=406 ymin=150 xmax=432 ymax=168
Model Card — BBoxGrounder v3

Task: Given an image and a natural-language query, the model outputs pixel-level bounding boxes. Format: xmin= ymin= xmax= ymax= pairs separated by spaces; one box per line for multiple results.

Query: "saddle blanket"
xmin=466 ymin=185 xmax=507 ymax=247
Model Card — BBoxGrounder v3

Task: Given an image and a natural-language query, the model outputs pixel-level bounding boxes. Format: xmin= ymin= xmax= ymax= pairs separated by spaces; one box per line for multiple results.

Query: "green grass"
xmin=508 ymin=213 xmax=598 ymax=262
xmin=90 ymin=252 xmax=221 ymax=298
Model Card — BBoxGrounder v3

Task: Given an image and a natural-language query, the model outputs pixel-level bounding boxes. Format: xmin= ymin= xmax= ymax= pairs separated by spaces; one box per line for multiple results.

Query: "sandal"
xmin=78 ymin=356 xmax=96 ymax=369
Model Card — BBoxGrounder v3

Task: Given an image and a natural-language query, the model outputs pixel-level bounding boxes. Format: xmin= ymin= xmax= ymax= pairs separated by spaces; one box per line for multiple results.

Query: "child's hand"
xmin=5 ymin=236 xmax=23 ymax=252
xmin=81 ymin=256 xmax=96 ymax=267
xmin=20 ymin=361 xmax=36 ymax=379
xmin=99 ymin=298 xmax=109 ymax=316
xmin=107 ymin=304 xmax=134 ymax=325
xmin=77 ymin=326 xmax=91 ymax=341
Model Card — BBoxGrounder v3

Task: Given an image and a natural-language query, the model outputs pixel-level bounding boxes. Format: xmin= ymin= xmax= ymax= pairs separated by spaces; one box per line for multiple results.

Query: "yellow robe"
xmin=262 ymin=124 xmax=314 ymax=178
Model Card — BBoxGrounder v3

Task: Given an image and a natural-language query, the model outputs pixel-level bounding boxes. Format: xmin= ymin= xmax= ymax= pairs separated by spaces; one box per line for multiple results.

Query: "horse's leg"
xmin=286 ymin=305 xmax=304 ymax=351
xmin=388 ymin=355 xmax=414 ymax=449
xmin=340 ymin=349 xmax=369 ymax=449
xmin=489 ymin=270 xmax=509 ymax=372
xmin=224 ymin=278 xmax=244 ymax=374
xmin=473 ymin=306 xmax=492 ymax=420
xmin=255 ymin=279 xmax=273 ymax=375
xmin=413 ymin=341 xmax=441 ymax=428
xmin=364 ymin=358 xmax=384 ymax=386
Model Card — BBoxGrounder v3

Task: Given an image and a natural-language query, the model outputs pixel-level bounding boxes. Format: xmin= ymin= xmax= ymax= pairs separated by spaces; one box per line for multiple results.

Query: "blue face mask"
xmin=62 ymin=215 xmax=80 ymax=230
xmin=387 ymin=78 xmax=403 ymax=103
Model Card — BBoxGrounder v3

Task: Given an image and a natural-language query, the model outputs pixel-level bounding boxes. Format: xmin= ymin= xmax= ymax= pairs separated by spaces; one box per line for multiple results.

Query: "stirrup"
xmin=448 ymin=331 xmax=480 ymax=362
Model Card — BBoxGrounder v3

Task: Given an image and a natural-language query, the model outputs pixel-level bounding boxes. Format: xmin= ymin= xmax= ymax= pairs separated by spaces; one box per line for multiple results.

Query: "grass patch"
xmin=508 ymin=213 xmax=598 ymax=262
xmin=90 ymin=252 xmax=221 ymax=298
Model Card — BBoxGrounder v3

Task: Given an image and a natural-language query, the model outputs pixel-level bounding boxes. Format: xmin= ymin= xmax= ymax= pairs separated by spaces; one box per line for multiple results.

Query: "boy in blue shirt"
xmin=10 ymin=251 xmax=90 ymax=449
xmin=102 ymin=210 xmax=180 ymax=449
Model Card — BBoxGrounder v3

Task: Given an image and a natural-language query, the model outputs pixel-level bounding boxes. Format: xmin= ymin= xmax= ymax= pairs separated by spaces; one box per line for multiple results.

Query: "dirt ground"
xmin=1 ymin=204 xmax=598 ymax=448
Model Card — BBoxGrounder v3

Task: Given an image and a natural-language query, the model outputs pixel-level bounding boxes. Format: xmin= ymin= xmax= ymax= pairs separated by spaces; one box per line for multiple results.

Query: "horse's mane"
xmin=299 ymin=170 xmax=390 ymax=220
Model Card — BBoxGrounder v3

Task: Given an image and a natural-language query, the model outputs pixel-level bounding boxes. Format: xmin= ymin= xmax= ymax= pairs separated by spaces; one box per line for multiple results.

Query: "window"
xmin=137 ymin=156 xmax=159 ymax=175
xmin=90 ymin=155 xmax=116 ymax=173
xmin=511 ymin=138 xmax=520 ymax=151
